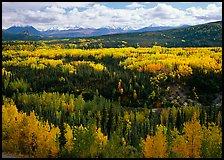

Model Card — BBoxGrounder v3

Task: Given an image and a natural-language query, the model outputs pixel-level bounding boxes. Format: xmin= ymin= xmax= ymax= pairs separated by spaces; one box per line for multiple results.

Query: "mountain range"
xmin=2 ymin=24 xmax=191 ymax=40
xmin=2 ymin=21 xmax=222 ymax=48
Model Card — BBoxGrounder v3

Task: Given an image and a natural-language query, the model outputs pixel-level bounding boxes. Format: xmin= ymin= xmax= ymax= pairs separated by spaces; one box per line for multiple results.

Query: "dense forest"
xmin=2 ymin=41 xmax=222 ymax=158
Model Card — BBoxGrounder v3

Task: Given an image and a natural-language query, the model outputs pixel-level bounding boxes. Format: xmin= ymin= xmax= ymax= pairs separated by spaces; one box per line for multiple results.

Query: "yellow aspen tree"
xmin=2 ymin=103 xmax=20 ymax=152
xmin=183 ymin=112 xmax=202 ymax=158
xmin=143 ymin=135 xmax=153 ymax=158
xmin=153 ymin=125 xmax=168 ymax=158
xmin=143 ymin=125 xmax=168 ymax=158
xmin=172 ymin=112 xmax=202 ymax=158
xmin=13 ymin=113 xmax=27 ymax=152
xmin=48 ymin=125 xmax=60 ymax=157
xmin=64 ymin=123 xmax=74 ymax=153
xmin=67 ymin=99 xmax=74 ymax=113
xmin=95 ymin=127 xmax=108 ymax=148
xmin=171 ymin=128 xmax=190 ymax=158
xmin=18 ymin=111 xmax=39 ymax=156
xmin=3 ymin=102 xmax=26 ymax=153
xmin=35 ymin=120 xmax=51 ymax=158
xmin=25 ymin=115 xmax=60 ymax=158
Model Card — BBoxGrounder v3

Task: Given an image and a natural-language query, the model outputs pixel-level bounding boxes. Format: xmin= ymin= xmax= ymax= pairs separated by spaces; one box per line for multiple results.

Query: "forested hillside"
xmin=2 ymin=42 xmax=222 ymax=158
xmin=75 ymin=21 xmax=222 ymax=48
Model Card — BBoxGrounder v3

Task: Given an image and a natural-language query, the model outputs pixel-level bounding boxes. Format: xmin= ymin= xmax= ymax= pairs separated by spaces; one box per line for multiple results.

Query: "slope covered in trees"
xmin=80 ymin=21 xmax=222 ymax=48
xmin=2 ymin=42 xmax=222 ymax=158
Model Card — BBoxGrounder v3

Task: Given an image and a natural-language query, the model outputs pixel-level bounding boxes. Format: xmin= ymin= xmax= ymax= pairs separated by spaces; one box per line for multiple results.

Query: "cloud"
xmin=53 ymin=2 xmax=94 ymax=9
xmin=214 ymin=2 xmax=222 ymax=7
xmin=186 ymin=4 xmax=222 ymax=21
xmin=3 ymin=2 xmax=44 ymax=10
xmin=22 ymin=10 xmax=58 ymax=23
xmin=126 ymin=2 xmax=145 ymax=9
xmin=2 ymin=2 xmax=94 ymax=10
xmin=45 ymin=6 xmax=66 ymax=14
xmin=178 ymin=2 xmax=194 ymax=3
xmin=2 ymin=2 xmax=222 ymax=30
xmin=149 ymin=3 xmax=186 ymax=19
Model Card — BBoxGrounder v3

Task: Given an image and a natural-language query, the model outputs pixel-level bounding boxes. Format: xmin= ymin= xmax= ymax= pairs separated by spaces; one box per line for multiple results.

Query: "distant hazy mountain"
xmin=41 ymin=25 xmax=190 ymax=37
xmin=43 ymin=27 xmax=130 ymax=38
xmin=130 ymin=25 xmax=190 ymax=33
xmin=91 ymin=27 xmax=129 ymax=36
xmin=2 ymin=21 xmax=221 ymax=47
xmin=4 ymin=26 xmax=43 ymax=36
xmin=2 ymin=24 xmax=190 ymax=40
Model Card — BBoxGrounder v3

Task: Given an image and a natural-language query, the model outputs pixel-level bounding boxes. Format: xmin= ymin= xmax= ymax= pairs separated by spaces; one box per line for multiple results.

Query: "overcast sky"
xmin=2 ymin=2 xmax=222 ymax=31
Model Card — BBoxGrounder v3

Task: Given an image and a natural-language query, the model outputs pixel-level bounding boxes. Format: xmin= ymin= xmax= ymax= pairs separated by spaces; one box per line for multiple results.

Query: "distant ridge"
xmin=2 ymin=21 xmax=222 ymax=47
xmin=2 ymin=24 xmax=190 ymax=40
xmin=4 ymin=25 xmax=42 ymax=36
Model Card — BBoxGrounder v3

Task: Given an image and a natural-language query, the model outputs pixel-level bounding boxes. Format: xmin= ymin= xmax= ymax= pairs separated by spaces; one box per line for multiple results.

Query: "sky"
xmin=2 ymin=2 xmax=222 ymax=31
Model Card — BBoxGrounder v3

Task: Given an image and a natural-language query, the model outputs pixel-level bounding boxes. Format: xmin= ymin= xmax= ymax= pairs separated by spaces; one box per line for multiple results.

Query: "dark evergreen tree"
xmin=168 ymin=108 xmax=175 ymax=130
xmin=101 ymin=105 xmax=107 ymax=135
xmin=130 ymin=113 xmax=139 ymax=149
xmin=176 ymin=109 xmax=183 ymax=132
xmin=199 ymin=109 xmax=206 ymax=126
xmin=107 ymin=105 xmax=113 ymax=139
xmin=59 ymin=117 xmax=66 ymax=152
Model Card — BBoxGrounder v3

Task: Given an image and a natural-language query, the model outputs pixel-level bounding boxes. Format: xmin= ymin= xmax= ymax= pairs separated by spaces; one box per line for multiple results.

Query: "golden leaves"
xmin=172 ymin=112 xmax=203 ymax=158
xmin=143 ymin=125 xmax=168 ymax=158
xmin=2 ymin=101 xmax=60 ymax=158
xmin=95 ymin=128 xmax=108 ymax=147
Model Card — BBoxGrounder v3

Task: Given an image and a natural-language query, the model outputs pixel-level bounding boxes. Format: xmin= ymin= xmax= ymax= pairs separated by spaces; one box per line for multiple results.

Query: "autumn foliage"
xmin=172 ymin=112 xmax=202 ymax=158
xmin=2 ymin=44 xmax=222 ymax=158
xmin=2 ymin=99 xmax=60 ymax=158
xmin=143 ymin=125 xmax=168 ymax=158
